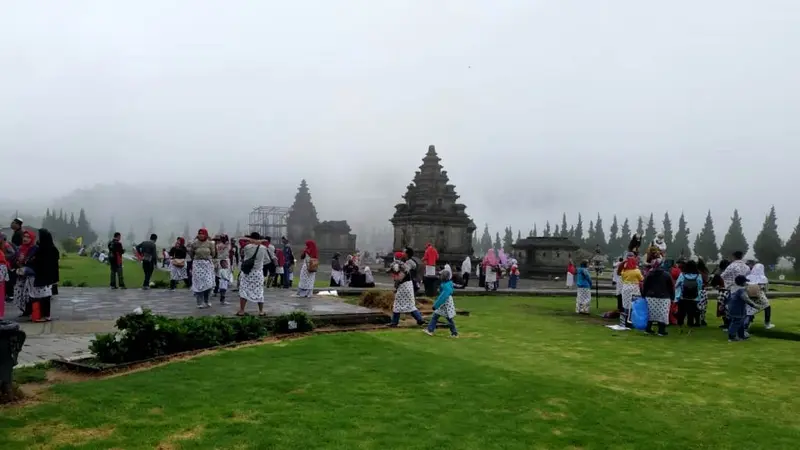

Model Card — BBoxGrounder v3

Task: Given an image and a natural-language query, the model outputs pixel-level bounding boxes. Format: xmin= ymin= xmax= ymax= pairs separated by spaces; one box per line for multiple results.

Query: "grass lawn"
xmin=58 ymin=255 xmax=171 ymax=288
xmin=3 ymin=296 xmax=800 ymax=449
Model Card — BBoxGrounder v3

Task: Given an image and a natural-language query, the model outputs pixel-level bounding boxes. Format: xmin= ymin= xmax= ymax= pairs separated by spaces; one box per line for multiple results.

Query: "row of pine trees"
xmin=41 ymin=208 xmax=98 ymax=246
xmin=474 ymin=207 xmax=800 ymax=270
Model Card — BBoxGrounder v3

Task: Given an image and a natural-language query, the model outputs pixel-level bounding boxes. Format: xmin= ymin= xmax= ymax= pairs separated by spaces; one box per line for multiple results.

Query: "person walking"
xmin=108 ymin=232 xmax=126 ymax=289
xmin=136 ymin=234 xmax=158 ymax=289
xmin=281 ymin=236 xmax=294 ymax=289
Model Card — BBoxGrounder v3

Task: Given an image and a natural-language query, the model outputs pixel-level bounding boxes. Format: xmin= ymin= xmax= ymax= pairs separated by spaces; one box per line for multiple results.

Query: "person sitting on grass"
xmin=425 ymin=267 xmax=458 ymax=338
xmin=727 ymin=275 xmax=759 ymax=342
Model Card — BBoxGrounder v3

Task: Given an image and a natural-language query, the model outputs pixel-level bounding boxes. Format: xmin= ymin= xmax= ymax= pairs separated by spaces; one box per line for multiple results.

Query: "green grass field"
xmin=3 ymin=296 xmax=799 ymax=449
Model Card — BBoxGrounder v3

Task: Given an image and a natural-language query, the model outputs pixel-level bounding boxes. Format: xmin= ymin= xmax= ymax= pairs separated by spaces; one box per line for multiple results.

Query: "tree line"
xmin=41 ymin=208 xmax=98 ymax=248
xmin=474 ymin=207 xmax=800 ymax=270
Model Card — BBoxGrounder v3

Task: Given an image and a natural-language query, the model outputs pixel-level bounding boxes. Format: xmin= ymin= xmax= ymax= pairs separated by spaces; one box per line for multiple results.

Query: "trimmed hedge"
xmin=89 ymin=309 xmax=314 ymax=363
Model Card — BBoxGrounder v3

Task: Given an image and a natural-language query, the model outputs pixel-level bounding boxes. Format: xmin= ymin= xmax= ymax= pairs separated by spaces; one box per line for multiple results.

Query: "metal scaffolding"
xmin=248 ymin=206 xmax=289 ymax=239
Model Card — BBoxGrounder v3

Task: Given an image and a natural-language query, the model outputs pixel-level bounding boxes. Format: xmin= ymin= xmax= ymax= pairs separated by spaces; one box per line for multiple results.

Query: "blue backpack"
xmin=630 ymin=297 xmax=649 ymax=330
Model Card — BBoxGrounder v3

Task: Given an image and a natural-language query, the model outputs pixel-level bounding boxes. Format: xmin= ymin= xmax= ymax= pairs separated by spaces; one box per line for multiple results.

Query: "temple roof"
xmin=391 ymin=145 xmax=472 ymax=223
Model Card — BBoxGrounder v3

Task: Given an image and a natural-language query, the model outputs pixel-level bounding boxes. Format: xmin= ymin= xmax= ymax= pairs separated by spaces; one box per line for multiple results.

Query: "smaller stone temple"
xmin=286 ymin=179 xmax=357 ymax=259
xmin=390 ymin=145 xmax=476 ymax=265
xmin=511 ymin=236 xmax=580 ymax=277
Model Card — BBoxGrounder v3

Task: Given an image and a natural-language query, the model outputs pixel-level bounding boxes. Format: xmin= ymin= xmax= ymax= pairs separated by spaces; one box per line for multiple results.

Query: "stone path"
xmin=9 ymin=286 xmax=376 ymax=367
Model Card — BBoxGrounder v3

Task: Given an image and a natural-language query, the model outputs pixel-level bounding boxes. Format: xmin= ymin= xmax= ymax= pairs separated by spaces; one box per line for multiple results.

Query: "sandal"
xmin=258 ymin=312 xmax=267 ymax=316
xmin=235 ymin=311 xmax=246 ymax=316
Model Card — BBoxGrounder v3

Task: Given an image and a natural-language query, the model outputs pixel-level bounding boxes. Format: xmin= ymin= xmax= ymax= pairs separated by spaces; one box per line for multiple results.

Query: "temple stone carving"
xmin=390 ymin=145 xmax=476 ymax=264
xmin=287 ymin=180 xmax=356 ymax=259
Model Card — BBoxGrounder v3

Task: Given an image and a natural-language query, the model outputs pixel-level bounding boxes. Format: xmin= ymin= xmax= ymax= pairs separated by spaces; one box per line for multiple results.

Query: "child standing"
xmin=425 ymin=268 xmax=458 ymax=337
xmin=217 ymin=259 xmax=233 ymax=306
xmin=727 ymin=275 xmax=759 ymax=342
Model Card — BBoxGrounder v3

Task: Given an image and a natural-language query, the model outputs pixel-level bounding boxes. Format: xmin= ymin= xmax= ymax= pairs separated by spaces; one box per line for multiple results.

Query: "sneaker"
xmin=197 ymin=305 xmax=204 ymax=309
xmin=423 ymin=330 xmax=434 ymax=336
xmin=657 ymin=332 xmax=668 ymax=337
xmin=204 ymin=303 xmax=211 ymax=308
xmin=728 ymin=338 xmax=740 ymax=342
xmin=120 ymin=286 xmax=127 ymax=290
xmin=386 ymin=323 xmax=398 ymax=328
xmin=765 ymin=323 xmax=776 ymax=329
xmin=110 ymin=286 xmax=118 ymax=290
xmin=744 ymin=331 xmax=750 ymax=339
xmin=142 ymin=286 xmax=150 ymax=290
xmin=449 ymin=334 xmax=459 ymax=338
xmin=220 ymin=301 xmax=230 ymax=306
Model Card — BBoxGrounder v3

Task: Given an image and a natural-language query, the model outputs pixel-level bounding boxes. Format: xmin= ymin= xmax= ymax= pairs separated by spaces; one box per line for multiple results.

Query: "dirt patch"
xmin=534 ymin=409 xmax=568 ymax=420
xmin=157 ymin=425 xmax=205 ymax=449
xmin=10 ymin=421 xmax=114 ymax=449
xmin=4 ymin=369 xmax=95 ymax=408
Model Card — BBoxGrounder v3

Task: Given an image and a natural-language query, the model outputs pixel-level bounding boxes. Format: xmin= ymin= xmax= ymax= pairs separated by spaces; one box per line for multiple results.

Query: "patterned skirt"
xmin=191 ymin=260 xmax=216 ymax=293
xmin=434 ymin=295 xmax=456 ymax=319
xmin=28 ymin=278 xmax=52 ymax=299
xmin=746 ymin=284 xmax=770 ymax=316
xmin=239 ymin=269 xmax=265 ymax=303
xmin=393 ymin=280 xmax=418 ymax=313
xmin=170 ymin=263 xmax=188 ymax=281
xmin=13 ymin=276 xmax=31 ymax=313
xmin=566 ymin=272 xmax=574 ymax=287
xmin=645 ymin=297 xmax=671 ymax=324
xmin=576 ymin=288 xmax=591 ymax=313
xmin=716 ymin=290 xmax=730 ymax=317
xmin=621 ymin=283 xmax=641 ymax=310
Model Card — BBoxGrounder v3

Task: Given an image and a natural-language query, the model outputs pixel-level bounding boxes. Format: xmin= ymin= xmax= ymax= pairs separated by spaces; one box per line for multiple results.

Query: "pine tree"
xmin=720 ymin=209 xmax=749 ymax=259
xmin=168 ymin=232 xmax=176 ymax=245
xmin=517 ymin=230 xmax=522 ymax=241
xmin=76 ymin=209 xmax=97 ymax=244
xmin=472 ymin=232 xmax=481 ymax=255
xmin=608 ymin=215 xmax=620 ymax=255
xmin=594 ymin=214 xmax=607 ymax=253
xmin=543 ymin=221 xmax=551 ymax=237
xmin=554 ymin=224 xmax=561 ymax=237
xmin=183 ymin=223 xmax=191 ymax=240
xmin=574 ymin=214 xmax=584 ymax=243
xmin=672 ymin=213 xmax=692 ymax=259
xmin=218 ymin=221 xmax=226 ymax=234
xmin=783 ymin=217 xmax=800 ymax=271
xmin=619 ymin=218 xmax=632 ymax=256
xmin=693 ymin=210 xmax=719 ymax=261
xmin=568 ymin=225 xmax=575 ymax=240
xmin=503 ymin=227 xmax=514 ymax=253
xmin=43 ymin=208 xmax=52 ymax=230
xmin=644 ymin=213 xmax=657 ymax=246
xmin=560 ymin=213 xmax=569 ymax=237
xmin=662 ymin=213 xmax=674 ymax=249
xmin=753 ymin=206 xmax=782 ymax=267
xmin=494 ymin=232 xmax=502 ymax=250
xmin=636 ymin=216 xmax=644 ymax=237
xmin=107 ymin=217 xmax=116 ymax=241
xmin=532 ymin=224 xmax=538 ymax=237
xmin=480 ymin=224 xmax=492 ymax=253
xmin=126 ymin=227 xmax=136 ymax=245
xmin=234 ymin=221 xmax=243 ymax=238
xmin=586 ymin=220 xmax=596 ymax=248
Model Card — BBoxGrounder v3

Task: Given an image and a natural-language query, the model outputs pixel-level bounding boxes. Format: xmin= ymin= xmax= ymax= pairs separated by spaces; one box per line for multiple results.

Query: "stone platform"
xmin=35 ymin=287 xmax=379 ymax=322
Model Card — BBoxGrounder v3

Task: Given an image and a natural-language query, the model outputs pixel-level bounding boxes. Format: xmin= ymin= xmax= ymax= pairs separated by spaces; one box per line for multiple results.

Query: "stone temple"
xmin=390 ymin=145 xmax=476 ymax=264
xmin=286 ymin=179 xmax=357 ymax=259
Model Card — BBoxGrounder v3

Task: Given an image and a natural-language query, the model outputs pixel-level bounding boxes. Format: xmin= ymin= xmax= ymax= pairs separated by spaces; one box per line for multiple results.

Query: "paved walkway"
xmin=9 ymin=287 xmax=376 ymax=367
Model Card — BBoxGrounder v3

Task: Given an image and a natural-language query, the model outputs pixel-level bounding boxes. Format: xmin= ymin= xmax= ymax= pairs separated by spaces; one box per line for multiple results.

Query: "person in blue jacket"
xmin=424 ymin=268 xmax=458 ymax=337
xmin=575 ymin=260 xmax=593 ymax=314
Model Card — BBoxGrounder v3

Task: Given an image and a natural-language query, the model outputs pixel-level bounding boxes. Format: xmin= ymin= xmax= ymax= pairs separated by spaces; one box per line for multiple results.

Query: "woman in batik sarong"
xmin=746 ymin=262 xmax=774 ymax=329
xmin=618 ymin=254 xmax=643 ymax=328
xmin=575 ymin=260 xmax=592 ymax=314
xmin=237 ymin=233 xmax=267 ymax=316
xmin=296 ymin=240 xmax=318 ymax=298
xmin=388 ymin=253 xmax=425 ymax=327
xmin=697 ymin=257 xmax=711 ymax=326
xmin=642 ymin=261 xmax=674 ymax=336
xmin=330 ymin=253 xmax=344 ymax=287
xmin=12 ymin=230 xmax=37 ymax=317
xmin=189 ymin=228 xmax=217 ymax=309
xmin=168 ymin=237 xmax=188 ymax=290
xmin=424 ymin=267 xmax=458 ymax=337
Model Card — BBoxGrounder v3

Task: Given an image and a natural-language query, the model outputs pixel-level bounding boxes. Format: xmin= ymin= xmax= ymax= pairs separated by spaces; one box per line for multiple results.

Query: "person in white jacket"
xmin=461 ymin=256 xmax=472 ymax=287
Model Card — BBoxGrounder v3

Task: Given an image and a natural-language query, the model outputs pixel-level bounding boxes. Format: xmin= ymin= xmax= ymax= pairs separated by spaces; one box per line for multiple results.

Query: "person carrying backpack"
xmin=675 ymin=259 xmax=703 ymax=326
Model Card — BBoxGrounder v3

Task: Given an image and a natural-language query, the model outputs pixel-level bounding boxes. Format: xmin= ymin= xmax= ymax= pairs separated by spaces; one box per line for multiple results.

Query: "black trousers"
xmin=142 ymin=261 xmax=155 ymax=287
xmin=462 ymin=272 xmax=470 ymax=287
xmin=6 ymin=270 xmax=16 ymax=299
xmin=677 ymin=300 xmax=699 ymax=326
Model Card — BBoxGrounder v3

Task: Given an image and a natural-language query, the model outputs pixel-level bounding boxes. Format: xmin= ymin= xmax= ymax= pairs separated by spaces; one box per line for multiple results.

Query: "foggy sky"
xmin=2 ymin=1 xmax=799 ymax=241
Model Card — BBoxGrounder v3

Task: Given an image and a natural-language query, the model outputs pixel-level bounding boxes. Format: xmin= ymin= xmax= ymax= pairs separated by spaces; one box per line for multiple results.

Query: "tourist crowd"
xmin=572 ymin=232 xmax=774 ymax=341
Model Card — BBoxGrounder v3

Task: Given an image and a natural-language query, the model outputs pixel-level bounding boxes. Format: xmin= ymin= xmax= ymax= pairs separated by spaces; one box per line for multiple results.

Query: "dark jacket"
xmin=168 ymin=246 xmax=187 ymax=259
xmin=727 ymin=288 xmax=758 ymax=318
xmin=283 ymin=244 xmax=294 ymax=266
xmin=136 ymin=240 xmax=158 ymax=263
xmin=26 ymin=245 xmax=60 ymax=287
xmin=11 ymin=228 xmax=23 ymax=247
xmin=108 ymin=240 xmax=125 ymax=267
xmin=642 ymin=268 xmax=675 ymax=300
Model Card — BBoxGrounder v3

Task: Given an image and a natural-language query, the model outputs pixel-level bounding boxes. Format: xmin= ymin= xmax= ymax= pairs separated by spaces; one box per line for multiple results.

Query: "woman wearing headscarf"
xmin=189 ymin=228 xmax=217 ymax=308
xmin=422 ymin=243 xmax=439 ymax=296
xmin=330 ymin=253 xmax=344 ymax=287
xmin=12 ymin=230 xmax=37 ymax=317
xmin=23 ymin=229 xmax=59 ymax=322
xmin=168 ymin=237 xmax=188 ymax=290
xmin=618 ymin=253 xmax=643 ymax=328
xmin=343 ymin=254 xmax=358 ymax=286
xmin=363 ymin=266 xmax=376 ymax=288
xmin=460 ymin=255 xmax=471 ymax=287
xmin=237 ymin=232 xmax=268 ymax=316
xmin=482 ymin=250 xmax=498 ymax=291
xmin=642 ymin=260 xmax=674 ymax=336
xmin=388 ymin=252 xmax=425 ymax=327
xmin=746 ymin=261 xmax=774 ymax=329
xmin=566 ymin=259 xmax=576 ymax=288
xmin=296 ymin=240 xmax=318 ymax=297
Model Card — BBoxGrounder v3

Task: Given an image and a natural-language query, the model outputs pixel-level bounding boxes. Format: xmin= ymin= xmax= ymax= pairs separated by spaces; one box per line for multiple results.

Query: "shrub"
xmin=61 ymin=280 xmax=74 ymax=287
xmin=77 ymin=281 xmax=88 ymax=287
xmin=90 ymin=309 xmax=271 ymax=364
xmin=358 ymin=290 xmax=395 ymax=310
xmin=272 ymin=311 xmax=314 ymax=333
